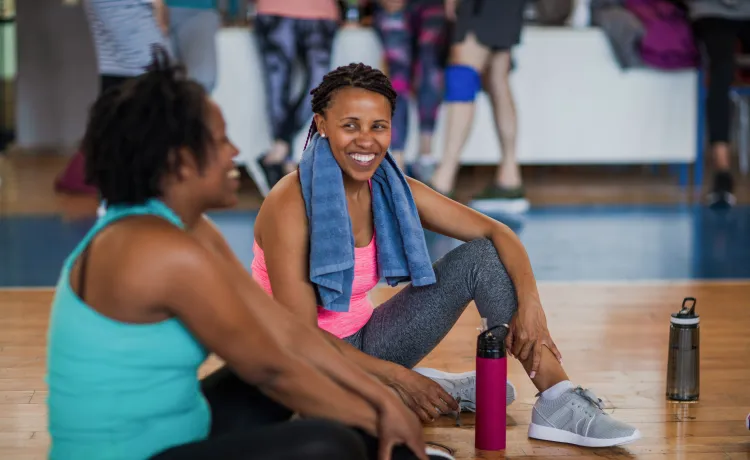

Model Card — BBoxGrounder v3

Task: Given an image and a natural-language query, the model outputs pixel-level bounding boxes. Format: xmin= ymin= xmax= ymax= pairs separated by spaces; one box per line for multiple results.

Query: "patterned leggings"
xmin=255 ymin=15 xmax=338 ymax=151
xmin=374 ymin=3 xmax=448 ymax=152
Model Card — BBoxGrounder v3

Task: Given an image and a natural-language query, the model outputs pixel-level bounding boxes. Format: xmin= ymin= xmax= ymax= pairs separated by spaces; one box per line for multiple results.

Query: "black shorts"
xmin=452 ymin=0 xmax=527 ymax=51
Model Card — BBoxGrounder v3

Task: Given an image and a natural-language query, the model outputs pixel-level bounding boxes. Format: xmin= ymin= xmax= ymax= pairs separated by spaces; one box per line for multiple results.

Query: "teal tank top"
xmin=46 ymin=199 xmax=211 ymax=460
xmin=165 ymin=0 xmax=216 ymax=10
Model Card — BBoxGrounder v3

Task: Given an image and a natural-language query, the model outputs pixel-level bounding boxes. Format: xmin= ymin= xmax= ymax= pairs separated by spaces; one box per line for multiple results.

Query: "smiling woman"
xmin=304 ymin=64 xmax=396 ymax=183
xmin=45 ymin=52 xmax=440 ymax=460
xmin=250 ymin=62 xmax=641 ymax=448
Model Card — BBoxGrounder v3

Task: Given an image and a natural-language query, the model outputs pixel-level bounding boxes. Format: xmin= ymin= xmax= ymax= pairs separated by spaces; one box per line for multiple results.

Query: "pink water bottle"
xmin=475 ymin=321 xmax=508 ymax=451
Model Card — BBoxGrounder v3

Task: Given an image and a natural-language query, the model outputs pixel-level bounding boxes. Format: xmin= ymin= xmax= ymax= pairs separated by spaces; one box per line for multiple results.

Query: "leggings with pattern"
xmin=255 ymin=15 xmax=338 ymax=153
xmin=374 ymin=3 xmax=448 ymax=152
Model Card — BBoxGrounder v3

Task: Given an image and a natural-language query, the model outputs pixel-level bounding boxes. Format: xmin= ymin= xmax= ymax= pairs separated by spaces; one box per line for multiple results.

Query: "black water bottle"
xmin=666 ymin=297 xmax=700 ymax=401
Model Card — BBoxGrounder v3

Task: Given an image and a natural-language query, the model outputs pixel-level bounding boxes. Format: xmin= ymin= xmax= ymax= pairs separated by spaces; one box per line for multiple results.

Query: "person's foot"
xmin=413 ymin=368 xmax=516 ymax=412
xmin=257 ymin=154 xmax=284 ymax=189
xmin=428 ymin=163 xmax=458 ymax=197
xmin=425 ymin=182 xmax=456 ymax=200
xmin=470 ymin=183 xmax=530 ymax=214
xmin=496 ymin=160 xmax=523 ymax=190
xmin=426 ymin=445 xmax=455 ymax=459
xmin=706 ymin=171 xmax=736 ymax=209
xmin=411 ymin=155 xmax=438 ymax=184
xmin=54 ymin=151 xmax=98 ymax=195
xmin=528 ymin=386 xmax=641 ymax=447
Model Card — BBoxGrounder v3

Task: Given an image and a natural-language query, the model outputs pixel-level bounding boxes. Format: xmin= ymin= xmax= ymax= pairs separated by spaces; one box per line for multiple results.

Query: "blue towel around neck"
xmin=297 ymin=133 xmax=436 ymax=313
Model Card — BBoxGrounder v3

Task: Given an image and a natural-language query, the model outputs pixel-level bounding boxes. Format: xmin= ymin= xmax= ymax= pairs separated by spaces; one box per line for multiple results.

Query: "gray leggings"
xmin=344 ymin=238 xmax=518 ymax=368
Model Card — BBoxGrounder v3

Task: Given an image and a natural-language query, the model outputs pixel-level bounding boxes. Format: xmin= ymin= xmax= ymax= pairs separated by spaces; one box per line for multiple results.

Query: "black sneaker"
xmin=257 ymin=154 xmax=284 ymax=190
xmin=706 ymin=171 xmax=736 ymax=209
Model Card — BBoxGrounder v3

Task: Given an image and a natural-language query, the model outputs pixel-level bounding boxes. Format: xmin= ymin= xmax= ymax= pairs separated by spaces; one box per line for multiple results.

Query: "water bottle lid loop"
xmin=672 ymin=297 xmax=699 ymax=324
xmin=477 ymin=321 xmax=508 ymax=358
xmin=479 ymin=323 xmax=509 ymax=340
xmin=679 ymin=297 xmax=697 ymax=316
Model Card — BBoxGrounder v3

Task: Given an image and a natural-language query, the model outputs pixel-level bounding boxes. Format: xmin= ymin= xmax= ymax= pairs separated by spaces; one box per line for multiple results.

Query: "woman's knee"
xmin=462 ymin=237 xmax=496 ymax=259
xmin=460 ymin=238 xmax=512 ymax=282
xmin=445 ymin=36 xmax=487 ymax=104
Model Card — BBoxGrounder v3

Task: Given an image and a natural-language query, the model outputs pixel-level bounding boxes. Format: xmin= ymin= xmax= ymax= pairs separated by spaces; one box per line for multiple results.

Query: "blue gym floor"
xmin=1 ymin=205 xmax=749 ymax=287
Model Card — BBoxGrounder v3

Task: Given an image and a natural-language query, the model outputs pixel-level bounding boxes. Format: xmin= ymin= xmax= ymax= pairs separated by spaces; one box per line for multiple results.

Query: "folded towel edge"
xmin=310 ymin=260 xmax=356 ymax=279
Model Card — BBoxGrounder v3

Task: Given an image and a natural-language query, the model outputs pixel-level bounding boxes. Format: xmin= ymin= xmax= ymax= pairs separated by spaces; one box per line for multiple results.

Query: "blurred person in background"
xmin=55 ymin=0 xmax=173 ymax=195
xmin=166 ymin=0 xmax=222 ymax=93
xmin=252 ymin=0 xmax=343 ymax=188
xmin=429 ymin=0 xmax=529 ymax=213
xmin=689 ymin=0 xmax=750 ymax=208
xmin=371 ymin=0 xmax=448 ymax=181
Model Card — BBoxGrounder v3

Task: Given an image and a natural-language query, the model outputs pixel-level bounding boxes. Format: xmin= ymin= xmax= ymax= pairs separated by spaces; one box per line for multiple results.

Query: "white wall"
xmin=16 ymin=0 xmax=98 ymax=151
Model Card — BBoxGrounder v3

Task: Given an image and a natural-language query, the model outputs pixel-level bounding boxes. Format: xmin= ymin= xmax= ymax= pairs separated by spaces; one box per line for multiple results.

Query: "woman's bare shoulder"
xmin=255 ymin=171 xmax=309 ymax=247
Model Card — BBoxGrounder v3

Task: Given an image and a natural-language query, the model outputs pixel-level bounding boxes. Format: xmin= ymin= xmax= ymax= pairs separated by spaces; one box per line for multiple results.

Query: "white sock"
xmin=541 ymin=380 xmax=574 ymax=400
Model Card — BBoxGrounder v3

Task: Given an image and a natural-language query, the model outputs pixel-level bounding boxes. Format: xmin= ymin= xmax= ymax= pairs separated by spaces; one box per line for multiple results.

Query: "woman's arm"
xmin=140 ymin=230 xmax=378 ymax=431
xmin=192 ymin=199 xmax=433 ymax=412
xmin=246 ymin=178 xmax=458 ymax=421
xmin=407 ymin=178 xmax=562 ymax=376
xmin=407 ymin=177 xmax=540 ymax=304
xmin=147 ymin=229 xmax=426 ymax=460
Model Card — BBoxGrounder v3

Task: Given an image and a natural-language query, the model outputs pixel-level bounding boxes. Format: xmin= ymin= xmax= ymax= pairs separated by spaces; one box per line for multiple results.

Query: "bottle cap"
xmin=671 ymin=297 xmax=699 ymax=325
xmin=476 ymin=321 xmax=508 ymax=358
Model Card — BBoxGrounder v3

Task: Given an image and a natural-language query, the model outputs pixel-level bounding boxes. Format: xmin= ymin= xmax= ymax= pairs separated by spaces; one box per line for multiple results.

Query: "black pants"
xmin=694 ymin=18 xmax=750 ymax=144
xmin=150 ymin=367 xmax=428 ymax=460
xmin=254 ymin=15 xmax=338 ymax=151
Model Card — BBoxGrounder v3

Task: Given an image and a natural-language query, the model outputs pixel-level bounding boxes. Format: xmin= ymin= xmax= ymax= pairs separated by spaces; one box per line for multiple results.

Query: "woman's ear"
xmin=174 ymin=146 xmax=199 ymax=180
xmin=313 ymin=113 xmax=326 ymax=138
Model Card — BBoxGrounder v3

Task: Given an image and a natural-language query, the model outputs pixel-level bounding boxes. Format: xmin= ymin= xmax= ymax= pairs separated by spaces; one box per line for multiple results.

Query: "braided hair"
xmin=303 ymin=62 xmax=397 ymax=150
xmin=82 ymin=46 xmax=212 ymax=205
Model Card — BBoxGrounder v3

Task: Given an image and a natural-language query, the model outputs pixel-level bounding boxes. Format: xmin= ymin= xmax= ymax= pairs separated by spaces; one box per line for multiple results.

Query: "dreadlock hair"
xmin=303 ymin=62 xmax=397 ymax=150
xmin=82 ymin=45 xmax=212 ymax=205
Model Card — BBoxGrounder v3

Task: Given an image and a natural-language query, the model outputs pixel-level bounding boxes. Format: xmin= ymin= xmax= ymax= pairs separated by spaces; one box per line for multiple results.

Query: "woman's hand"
xmin=388 ymin=368 xmax=459 ymax=423
xmin=376 ymin=396 xmax=428 ymax=460
xmin=506 ymin=298 xmax=563 ymax=378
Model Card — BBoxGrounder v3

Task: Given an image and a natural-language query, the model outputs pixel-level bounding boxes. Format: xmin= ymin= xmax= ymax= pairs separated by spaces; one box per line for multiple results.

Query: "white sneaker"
xmin=528 ymin=386 xmax=641 ymax=447
xmin=413 ymin=368 xmax=516 ymax=412
xmin=426 ymin=446 xmax=455 ymax=459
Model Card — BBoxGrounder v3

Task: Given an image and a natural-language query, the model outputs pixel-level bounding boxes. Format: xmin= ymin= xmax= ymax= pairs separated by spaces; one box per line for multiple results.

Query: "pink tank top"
xmin=251 ymin=236 xmax=379 ymax=338
xmin=255 ymin=0 xmax=341 ymax=20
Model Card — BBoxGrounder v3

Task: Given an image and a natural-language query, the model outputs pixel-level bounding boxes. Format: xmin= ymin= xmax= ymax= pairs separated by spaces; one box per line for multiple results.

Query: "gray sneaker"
xmin=528 ymin=386 xmax=641 ymax=447
xmin=413 ymin=368 xmax=516 ymax=412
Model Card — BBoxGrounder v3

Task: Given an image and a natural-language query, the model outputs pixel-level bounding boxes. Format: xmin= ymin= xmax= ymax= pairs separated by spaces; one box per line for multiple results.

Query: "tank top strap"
xmin=98 ymin=198 xmax=185 ymax=230
xmin=64 ymin=199 xmax=185 ymax=270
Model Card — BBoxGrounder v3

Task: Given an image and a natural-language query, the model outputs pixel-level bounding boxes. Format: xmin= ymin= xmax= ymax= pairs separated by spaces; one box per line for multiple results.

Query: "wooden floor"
xmin=1 ymin=282 xmax=748 ymax=459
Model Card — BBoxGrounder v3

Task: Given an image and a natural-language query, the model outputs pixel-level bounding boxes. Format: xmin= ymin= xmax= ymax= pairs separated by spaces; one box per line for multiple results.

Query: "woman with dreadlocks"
xmin=248 ymin=62 xmax=641 ymax=448
xmin=45 ymin=50 xmax=452 ymax=460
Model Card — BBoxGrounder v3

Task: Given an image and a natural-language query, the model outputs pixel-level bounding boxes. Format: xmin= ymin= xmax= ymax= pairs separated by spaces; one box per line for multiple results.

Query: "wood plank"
xmin=0 ymin=392 xmax=33 ymax=404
